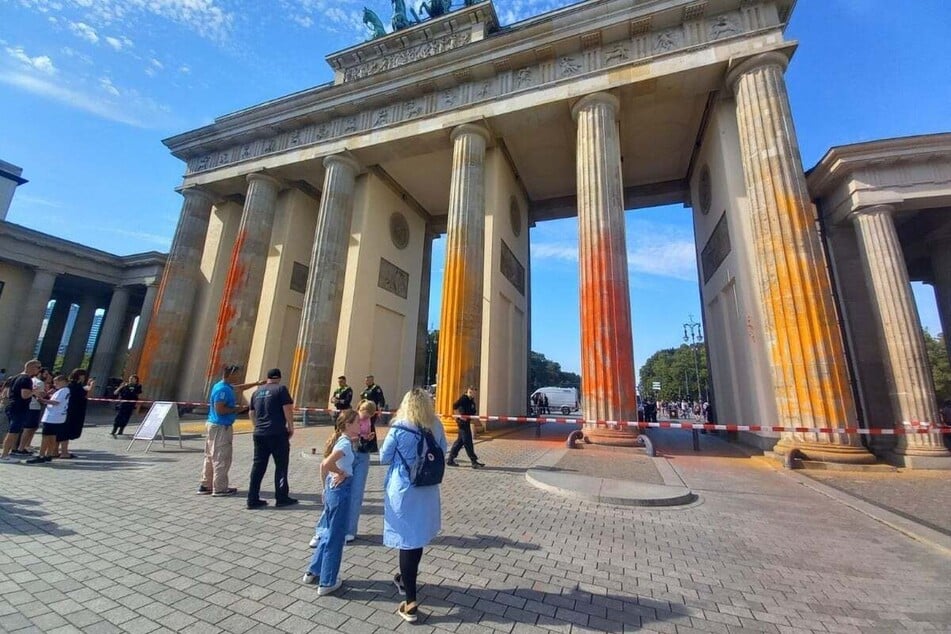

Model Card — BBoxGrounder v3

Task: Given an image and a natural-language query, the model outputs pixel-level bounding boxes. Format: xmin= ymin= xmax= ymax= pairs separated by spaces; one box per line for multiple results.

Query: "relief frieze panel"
xmin=186 ymin=8 xmax=759 ymax=176
xmin=344 ymin=31 xmax=473 ymax=82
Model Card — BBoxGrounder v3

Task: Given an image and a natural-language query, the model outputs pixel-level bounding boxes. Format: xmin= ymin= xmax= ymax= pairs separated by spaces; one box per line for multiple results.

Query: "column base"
xmin=773 ymin=438 xmax=877 ymax=465
xmin=583 ymin=424 xmax=639 ymax=447
xmin=885 ymin=450 xmax=951 ymax=470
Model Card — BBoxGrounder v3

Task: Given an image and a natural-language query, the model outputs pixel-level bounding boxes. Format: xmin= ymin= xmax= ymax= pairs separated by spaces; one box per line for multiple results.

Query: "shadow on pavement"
xmin=0 ymin=495 xmax=77 ymax=538
xmin=22 ymin=450 xmax=175 ymax=471
xmin=432 ymin=533 xmax=541 ymax=550
xmin=337 ymin=579 xmax=671 ymax=631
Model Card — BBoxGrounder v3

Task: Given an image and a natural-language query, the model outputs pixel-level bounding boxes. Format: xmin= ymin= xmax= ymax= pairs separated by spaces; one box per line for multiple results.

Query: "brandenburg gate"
xmin=138 ymin=0 xmax=950 ymax=467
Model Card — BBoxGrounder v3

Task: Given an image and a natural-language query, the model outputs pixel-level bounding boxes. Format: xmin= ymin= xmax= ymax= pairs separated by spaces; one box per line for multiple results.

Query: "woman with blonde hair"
xmin=302 ymin=409 xmax=359 ymax=596
xmin=379 ymin=387 xmax=447 ymax=622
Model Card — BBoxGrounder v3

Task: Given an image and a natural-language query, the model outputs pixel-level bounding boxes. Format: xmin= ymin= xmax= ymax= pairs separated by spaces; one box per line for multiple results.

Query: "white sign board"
xmin=128 ymin=402 xmax=182 ymax=452
xmin=652 ymin=381 xmax=661 ymax=391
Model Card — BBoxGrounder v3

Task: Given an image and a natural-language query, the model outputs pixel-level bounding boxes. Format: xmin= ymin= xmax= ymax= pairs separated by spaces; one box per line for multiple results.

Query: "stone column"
xmin=414 ymin=231 xmax=435 ymax=388
xmin=572 ymin=93 xmax=638 ymax=446
xmin=291 ymin=155 xmax=360 ymax=406
xmin=727 ymin=52 xmax=873 ymax=463
xmin=62 ymin=296 xmax=98 ymax=371
xmin=852 ymin=206 xmax=949 ymax=459
xmin=124 ymin=281 xmax=158 ymax=378
xmin=206 ymin=173 xmax=282 ymax=384
xmin=110 ymin=310 xmax=137 ymax=379
xmin=9 ymin=269 xmax=57 ymax=364
xmin=929 ymin=237 xmax=951 ymax=365
xmin=38 ymin=297 xmax=73 ymax=368
xmin=434 ymin=124 xmax=490 ymax=421
xmin=138 ymin=187 xmax=214 ymax=399
xmin=89 ymin=286 xmax=131 ymax=391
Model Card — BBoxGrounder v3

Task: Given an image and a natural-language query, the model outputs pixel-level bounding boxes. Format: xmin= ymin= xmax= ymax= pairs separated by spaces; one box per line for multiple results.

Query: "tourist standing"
xmin=302 ymin=409 xmax=360 ymax=596
xmin=15 ymin=368 xmax=47 ymax=454
xmin=59 ymin=369 xmax=93 ymax=459
xmin=347 ymin=399 xmax=377 ymax=539
xmin=331 ymin=375 xmax=353 ymax=418
xmin=247 ymin=368 xmax=298 ymax=509
xmin=379 ymin=388 xmax=448 ymax=623
xmin=25 ymin=374 xmax=70 ymax=464
xmin=446 ymin=386 xmax=484 ymax=468
xmin=1 ymin=360 xmax=41 ymax=461
xmin=197 ymin=364 xmax=263 ymax=497
xmin=111 ymin=375 xmax=143 ymax=437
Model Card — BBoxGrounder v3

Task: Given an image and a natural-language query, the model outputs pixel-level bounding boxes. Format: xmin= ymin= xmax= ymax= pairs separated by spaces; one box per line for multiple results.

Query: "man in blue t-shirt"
xmin=198 ymin=364 xmax=265 ymax=496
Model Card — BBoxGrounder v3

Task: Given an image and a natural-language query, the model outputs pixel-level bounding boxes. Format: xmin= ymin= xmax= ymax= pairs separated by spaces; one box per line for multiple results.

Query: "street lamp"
xmin=683 ymin=315 xmax=703 ymax=404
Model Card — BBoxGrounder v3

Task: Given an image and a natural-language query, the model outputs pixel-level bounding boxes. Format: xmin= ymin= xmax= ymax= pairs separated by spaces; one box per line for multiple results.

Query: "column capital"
xmin=246 ymin=172 xmax=283 ymax=190
xmin=449 ymin=123 xmax=491 ymax=145
xmin=571 ymin=92 xmax=620 ymax=122
xmin=322 ymin=154 xmax=362 ymax=174
xmin=180 ymin=186 xmax=214 ymax=204
xmin=726 ymin=51 xmax=790 ymax=94
xmin=850 ymin=204 xmax=896 ymax=221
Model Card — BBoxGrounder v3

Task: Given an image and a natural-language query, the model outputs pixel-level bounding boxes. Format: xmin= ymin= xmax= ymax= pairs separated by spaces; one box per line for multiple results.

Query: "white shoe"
xmin=317 ymin=580 xmax=342 ymax=596
xmin=308 ymin=536 xmax=318 ymax=548
xmin=301 ymin=572 xmax=317 ymax=585
xmin=345 ymin=534 xmax=355 ymax=543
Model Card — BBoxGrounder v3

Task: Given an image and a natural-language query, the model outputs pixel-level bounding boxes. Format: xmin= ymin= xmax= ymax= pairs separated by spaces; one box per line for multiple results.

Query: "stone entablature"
xmin=0 ymin=220 xmax=165 ymax=285
xmin=326 ymin=2 xmax=499 ymax=84
xmin=167 ymin=0 xmax=793 ymax=180
xmin=807 ymin=133 xmax=951 ymax=224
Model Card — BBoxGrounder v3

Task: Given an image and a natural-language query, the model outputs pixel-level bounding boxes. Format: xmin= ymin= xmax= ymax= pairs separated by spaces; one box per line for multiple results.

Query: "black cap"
xmin=266 ymin=368 xmax=282 ymax=379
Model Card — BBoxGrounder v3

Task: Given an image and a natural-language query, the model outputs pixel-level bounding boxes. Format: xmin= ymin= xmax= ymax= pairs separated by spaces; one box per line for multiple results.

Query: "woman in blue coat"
xmin=379 ymin=387 xmax=447 ymax=623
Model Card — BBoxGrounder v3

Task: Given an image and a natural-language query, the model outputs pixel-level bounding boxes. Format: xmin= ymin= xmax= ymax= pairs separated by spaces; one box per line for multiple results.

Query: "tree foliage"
xmin=528 ymin=351 xmax=581 ymax=392
xmin=638 ymin=344 xmax=709 ymax=402
xmin=924 ymin=330 xmax=951 ymax=401
xmin=426 ymin=331 xmax=580 ymax=394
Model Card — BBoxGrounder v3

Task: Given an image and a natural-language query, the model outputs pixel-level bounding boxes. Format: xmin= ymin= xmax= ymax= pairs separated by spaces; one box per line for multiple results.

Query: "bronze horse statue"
xmin=392 ymin=0 xmax=416 ymax=31
xmin=363 ymin=6 xmax=387 ymax=39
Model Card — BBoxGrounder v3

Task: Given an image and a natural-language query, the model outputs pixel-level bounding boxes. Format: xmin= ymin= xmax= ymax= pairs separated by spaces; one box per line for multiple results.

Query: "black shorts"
xmin=7 ymin=411 xmax=30 ymax=435
xmin=42 ymin=423 xmax=69 ymax=441
xmin=24 ymin=409 xmax=41 ymax=430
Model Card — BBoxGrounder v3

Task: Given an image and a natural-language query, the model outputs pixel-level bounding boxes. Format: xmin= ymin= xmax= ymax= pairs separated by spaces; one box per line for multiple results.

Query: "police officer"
xmin=360 ymin=375 xmax=385 ymax=412
xmin=447 ymin=386 xmax=484 ymax=469
xmin=331 ymin=375 xmax=353 ymax=419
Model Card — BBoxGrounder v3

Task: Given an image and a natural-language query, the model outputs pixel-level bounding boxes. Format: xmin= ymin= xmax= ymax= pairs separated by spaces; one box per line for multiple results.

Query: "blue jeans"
xmin=347 ymin=451 xmax=370 ymax=536
xmin=308 ymin=477 xmax=352 ymax=586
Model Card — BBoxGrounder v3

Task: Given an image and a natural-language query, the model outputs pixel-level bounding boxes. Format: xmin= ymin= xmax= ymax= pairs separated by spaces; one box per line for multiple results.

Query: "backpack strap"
xmin=391 ymin=424 xmax=421 ymax=474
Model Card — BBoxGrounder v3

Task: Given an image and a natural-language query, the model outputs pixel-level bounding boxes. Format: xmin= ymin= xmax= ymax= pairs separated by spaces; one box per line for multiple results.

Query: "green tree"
xmin=923 ymin=330 xmax=950 ymax=401
xmin=638 ymin=344 xmax=709 ymax=402
xmin=528 ymin=351 xmax=580 ymax=392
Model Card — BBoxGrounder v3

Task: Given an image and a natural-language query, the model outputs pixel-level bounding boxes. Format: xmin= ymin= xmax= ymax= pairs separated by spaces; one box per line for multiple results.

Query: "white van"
xmin=530 ymin=387 xmax=580 ymax=415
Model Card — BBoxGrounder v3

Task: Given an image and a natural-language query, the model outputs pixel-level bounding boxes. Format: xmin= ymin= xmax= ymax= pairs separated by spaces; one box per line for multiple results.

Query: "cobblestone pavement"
xmin=1 ymin=419 xmax=950 ymax=633
xmin=804 ymin=470 xmax=951 ymax=536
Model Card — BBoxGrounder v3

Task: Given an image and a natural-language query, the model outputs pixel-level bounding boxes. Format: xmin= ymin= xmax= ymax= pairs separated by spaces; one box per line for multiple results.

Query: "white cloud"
xmin=99 ymin=76 xmax=120 ymax=96
xmin=532 ymin=218 xmax=698 ymax=282
xmin=0 ymin=69 xmax=174 ymax=129
xmin=69 ymin=21 xmax=99 ymax=44
xmin=178 ymin=64 xmax=191 ymax=74
xmin=5 ymin=46 xmax=57 ymax=75
xmin=104 ymin=35 xmax=133 ymax=51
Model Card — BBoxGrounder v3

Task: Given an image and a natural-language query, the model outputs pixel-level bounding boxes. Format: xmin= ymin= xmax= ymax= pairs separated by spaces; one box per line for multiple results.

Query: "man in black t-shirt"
xmin=1 ymin=359 xmax=41 ymax=461
xmin=447 ymin=386 xmax=484 ymax=469
xmin=246 ymin=368 xmax=298 ymax=509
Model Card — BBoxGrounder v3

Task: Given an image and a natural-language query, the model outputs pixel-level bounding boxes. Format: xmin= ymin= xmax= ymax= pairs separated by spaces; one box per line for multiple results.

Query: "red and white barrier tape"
xmin=88 ymin=398 xmax=950 ymax=435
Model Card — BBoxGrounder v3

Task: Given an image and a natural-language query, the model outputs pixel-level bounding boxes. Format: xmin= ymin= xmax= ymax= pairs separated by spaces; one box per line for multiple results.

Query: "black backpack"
xmin=395 ymin=425 xmax=445 ymax=487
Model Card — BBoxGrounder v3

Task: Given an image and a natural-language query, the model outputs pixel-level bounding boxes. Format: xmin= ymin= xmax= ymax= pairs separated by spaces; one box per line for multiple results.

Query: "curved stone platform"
xmin=526 ymin=469 xmax=696 ymax=506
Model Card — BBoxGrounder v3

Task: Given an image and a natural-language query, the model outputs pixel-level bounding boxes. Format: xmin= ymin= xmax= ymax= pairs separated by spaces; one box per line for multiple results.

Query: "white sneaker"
xmin=345 ymin=534 xmax=355 ymax=543
xmin=317 ymin=580 xmax=342 ymax=596
xmin=301 ymin=572 xmax=317 ymax=585
xmin=308 ymin=536 xmax=318 ymax=548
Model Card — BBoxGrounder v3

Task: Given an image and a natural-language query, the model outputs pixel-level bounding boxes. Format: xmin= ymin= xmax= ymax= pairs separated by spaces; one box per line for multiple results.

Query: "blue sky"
xmin=2 ymin=0 xmax=949 ymax=377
